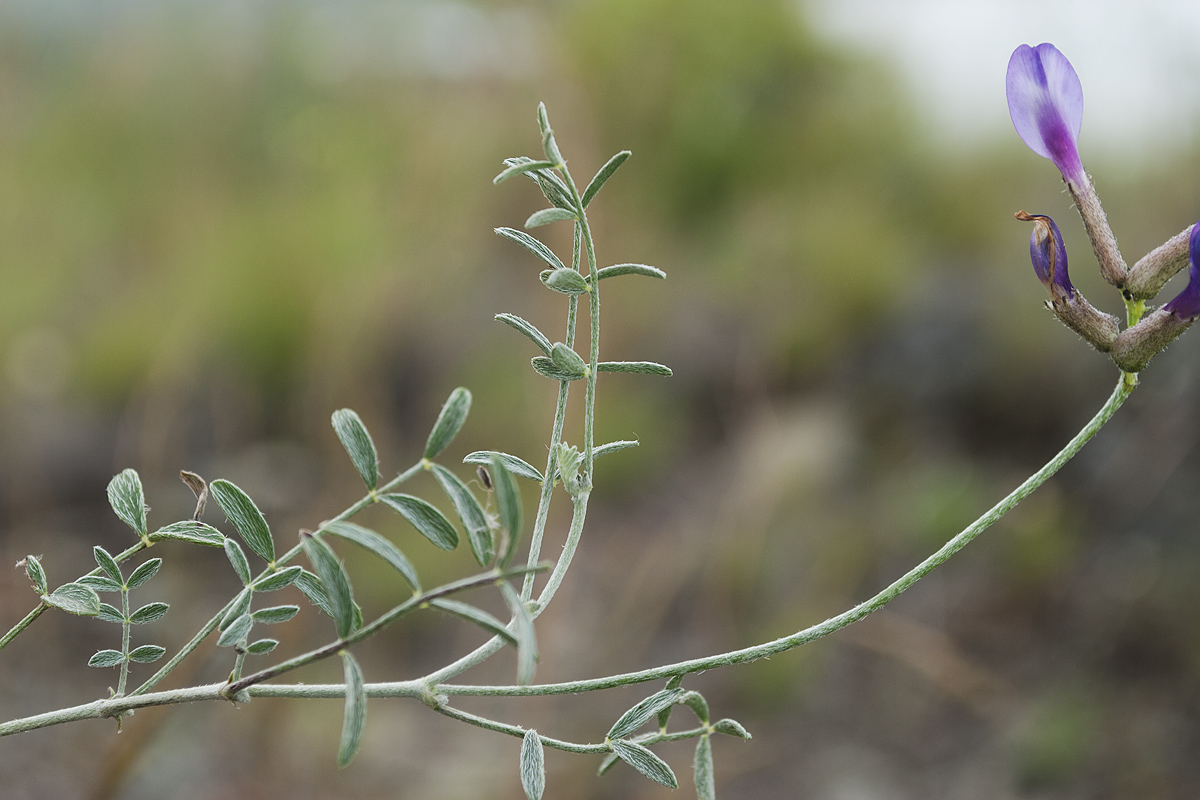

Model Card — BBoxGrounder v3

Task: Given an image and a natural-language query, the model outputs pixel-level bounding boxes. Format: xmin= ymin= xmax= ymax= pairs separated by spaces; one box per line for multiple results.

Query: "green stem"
xmin=429 ymin=375 xmax=1134 ymax=697
xmin=222 ymin=565 xmax=543 ymax=698
xmin=0 ymin=604 xmax=46 ymax=650
xmin=520 ymin=224 xmax=582 ymax=601
xmin=530 ymin=491 xmax=589 ymax=613
xmin=116 ymin=588 xmax=131 ymax=696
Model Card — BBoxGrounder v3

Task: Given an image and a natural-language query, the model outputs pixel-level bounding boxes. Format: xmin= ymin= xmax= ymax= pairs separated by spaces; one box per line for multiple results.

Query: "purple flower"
xmin=1016 ymin=211 xmax=1073 ymax=298
xmin=1007 ymin=44 xmax=1086 ymax=187
xmin=1163 ymin=222 xmax=1200 ymax=320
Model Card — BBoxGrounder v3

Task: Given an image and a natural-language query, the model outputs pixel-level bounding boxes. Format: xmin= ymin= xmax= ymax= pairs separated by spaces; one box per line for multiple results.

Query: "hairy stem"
xmin=222 ymin=565 xmax=543 ymax=698
xmin=430 ymin=375 xmax=1134 ymax=697
xmin=116 ymin=588 xmax=131 ymax=696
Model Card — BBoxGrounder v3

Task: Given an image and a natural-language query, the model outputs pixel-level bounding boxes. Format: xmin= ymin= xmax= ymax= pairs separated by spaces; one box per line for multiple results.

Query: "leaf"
xmin=463 ymin=451 xmax=543 ymax=483
xmin=224 ymin=538 xmax=252 ymax=586
xmin=530 ymin=356 xmax=585 ymax=382
xmin=540 ymin=268 xmax=591 ymax=296
xmin=596 ymin=361 xmax=672 ymax=376
xmin=493 ymin=457 xmax=523 ymax=569
xmin=338 ymin=652 xmax=367 ymax=768
xmin=322 ymin=521 xmax=421 ymax=592
xmin=107 ymin=469 xmax=148 ymax=538
xmin=210 ymin=480 xmax=275 ymax=564
xmin=609 ymin=740 xmax=677 ymax=789
xmin=93 ymin=546 xmax=122 ymax=583
xmin=129 ymin=602 xmax=169 ymax=624
xmin=293 ymin=572 xmax=365 ymax=631
xmin=78 ymin=576 xmax=123 ymax=593
xmin=331 ymin=409 xmax=379 ymax=491
xmin=525 ymin=207 xmax=577 ymax=228
xmin=520 ymin=729 xmax=546 ymax=800
xmin=23 ymin=555 xmax=46 ymax=595
xmin=581 ymin=150 xmax=631 ymax=208
xmin=251 ymin=605 xmax=300 ymax=624
xmin=608 ymin=689 xmax=687 ymax=740
xmin=220 ymin=589 xmax=253 ymax=631
xmin=429 ymin=599 xmax=517 ymax=646
xmin=711 ymin=718 xmax=751 ymax=739
xmin=493 ymin=159 xmax=557 ymax=185
xmin=597 ymin=752 xmax=621 ymax=776
xmin=595 ymin=263 xmax=666 ymax=281
xmin=501 ymin=582 xmax=537 ymax=685
xmin=495 ymin=227 xmax=567 ymax=272
xmin=293 ymin=569 xmax=334 ymax=618
xmin=129 ymin=645 xmax=166 ymax=664
xmin=301 ymin=534 xmax=356 ymax=639
xmin=97 ymin=603 xmax=125 ymax=624
xmin=494 ymin=313 xmax=553 ymax=357
xmin=217 ymin=613 xmax=253 ymax=647
xmin=682 ymin=691 xmax=710 ymax=724
xmin=379 ymin=494 xmax=459 ymax=551
xmin=246 ymin=638 xmax=279 ymax=655
xmin=126 ymin=558 xmax=162 ymax=589
xmin=43 ymin=583 xmax=100 ymax=616
xmin=149 ymin=520 xmax=226 ymax=547
xmin=693 ymin=734 xmax=715 ymax=800
xmin=501 ymin=157 xmax=574 ymax=210
xmin=430 ymin=465 xmax=492 ymax=566
xmin=88 ymin=649 xmax=125 ymax=668
xmin=425 ymin=387 xmax=472 ymax=460
xmin=253 ymin=564 xmax=304 ymax=592
xmin=594 ymin=440 xmax=639 ymax=460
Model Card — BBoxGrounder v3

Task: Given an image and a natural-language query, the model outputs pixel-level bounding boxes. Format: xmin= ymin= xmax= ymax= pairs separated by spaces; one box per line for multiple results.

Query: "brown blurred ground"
xmin=2 ymin=2 xmax=1200 ymax=798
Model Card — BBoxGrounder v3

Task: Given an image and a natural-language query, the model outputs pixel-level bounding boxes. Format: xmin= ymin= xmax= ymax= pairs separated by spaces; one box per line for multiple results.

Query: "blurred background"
xmin=3 ymin=0 xmax=1200 ymax=797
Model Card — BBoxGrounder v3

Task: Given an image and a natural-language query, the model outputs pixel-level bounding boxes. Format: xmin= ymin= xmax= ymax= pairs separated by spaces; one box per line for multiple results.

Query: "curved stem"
xmin=432 ymin=375 xmax=1135 ymax=697
xmin=0 ymin=604 xmax=46 ymax=651
xmin=0 ymin=376 xmax=1134 ymax=736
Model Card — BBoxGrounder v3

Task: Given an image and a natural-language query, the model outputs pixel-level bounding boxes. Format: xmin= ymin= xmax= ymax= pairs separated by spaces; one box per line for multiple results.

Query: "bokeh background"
xmin=3 ymin=1 xmax=1200 ymax=798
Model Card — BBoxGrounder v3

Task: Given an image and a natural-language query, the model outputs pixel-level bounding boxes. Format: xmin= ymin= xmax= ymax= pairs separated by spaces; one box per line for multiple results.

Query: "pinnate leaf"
xmin=107 ymin=469 xmax=148 ymax=538
xmin=608 ymin=740 xmax=677 ymax=789
xmin=331 ymin=409 xmax=378 ymax=490
xmin=338 ymin=652 xmax=366 ymax=769
xmin=210 ymin=480 xmax=275 ymax=564
xmin=379 ymin=494 xmax=459 ymax=551
xmin=520 ymin=729 xmax=545 ymax=800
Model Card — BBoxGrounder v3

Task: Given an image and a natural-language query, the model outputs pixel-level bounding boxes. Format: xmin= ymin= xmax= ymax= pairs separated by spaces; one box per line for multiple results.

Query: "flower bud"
xmin=1016 ymin=211 xmax=1118 ymax=352
xmin=540 ymin=268 xmax=590 ymax=295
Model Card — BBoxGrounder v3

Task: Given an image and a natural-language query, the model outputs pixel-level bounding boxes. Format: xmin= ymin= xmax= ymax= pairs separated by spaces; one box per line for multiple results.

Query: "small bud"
xmin=540 ymin=268 xmax=590 ymax=295
xmin=1016 ymin=211 xmax=1118 ymax=352
xmin=1016 ymin=211 xmax=1072 ymax=298
xmin=550 ymin=342 xmax=588 ymax=376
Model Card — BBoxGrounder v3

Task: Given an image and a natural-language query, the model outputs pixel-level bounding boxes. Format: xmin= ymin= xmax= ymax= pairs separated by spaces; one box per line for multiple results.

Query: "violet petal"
xmin=1164 ymin=222 xmax=1200 ymax=320
xmin=1006 ymin=44 xmax=1086 ymax=185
